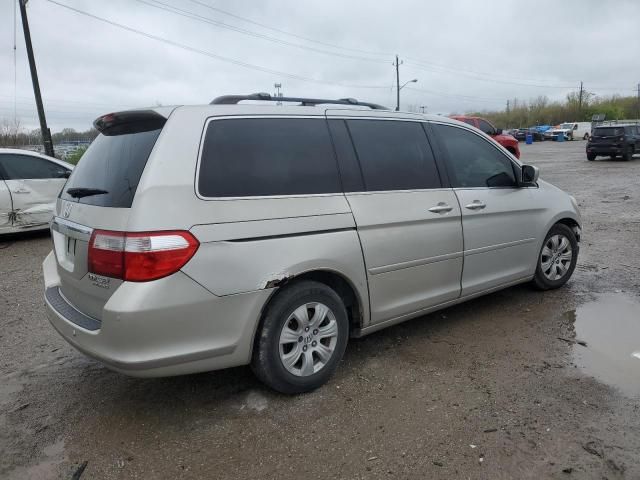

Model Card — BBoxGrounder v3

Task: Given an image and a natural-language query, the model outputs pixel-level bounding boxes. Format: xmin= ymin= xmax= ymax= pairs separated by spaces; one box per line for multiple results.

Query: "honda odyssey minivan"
xmin=43 ymin=93 xmax=581 ymax=393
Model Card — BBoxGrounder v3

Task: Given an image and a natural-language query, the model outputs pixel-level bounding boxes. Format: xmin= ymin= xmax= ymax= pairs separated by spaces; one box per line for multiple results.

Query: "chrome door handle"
xmin=428 ymin=203 xmax=453 ymax=214
xmin=465 ymin=200 xmax=486 ymax=210
xmin=12 ymin=189 xmax=30 ymax=194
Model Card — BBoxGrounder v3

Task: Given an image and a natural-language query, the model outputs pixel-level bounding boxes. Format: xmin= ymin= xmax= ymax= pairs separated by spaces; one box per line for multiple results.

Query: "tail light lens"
xmin=88 ymin=230 xmax=199 ymax=282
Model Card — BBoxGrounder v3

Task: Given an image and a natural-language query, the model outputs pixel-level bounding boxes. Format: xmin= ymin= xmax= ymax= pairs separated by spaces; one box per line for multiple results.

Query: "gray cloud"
xmin=1 ymin=0 xmax=638 ymax=130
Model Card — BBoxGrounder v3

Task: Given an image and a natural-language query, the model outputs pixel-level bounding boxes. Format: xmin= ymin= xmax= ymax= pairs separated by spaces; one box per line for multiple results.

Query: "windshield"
xmin=593 ymin=127 xmax=624 ymax=137
xmin=60 ymin=127 xmax=162 ymax=207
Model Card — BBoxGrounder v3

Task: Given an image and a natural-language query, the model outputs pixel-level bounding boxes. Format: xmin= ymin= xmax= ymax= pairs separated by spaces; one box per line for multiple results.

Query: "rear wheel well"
xmin=263 ymin=271 xmax=364 ymax=336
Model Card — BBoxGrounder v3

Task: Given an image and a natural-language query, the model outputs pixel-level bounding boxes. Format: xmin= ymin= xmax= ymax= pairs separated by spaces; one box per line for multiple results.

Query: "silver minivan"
xmin=43 ymin=94 xmax=581 ymax=393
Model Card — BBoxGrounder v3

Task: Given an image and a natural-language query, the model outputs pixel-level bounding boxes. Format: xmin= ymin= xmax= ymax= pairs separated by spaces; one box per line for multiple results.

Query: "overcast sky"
xmin=1 ymin=0 xmax=639 ymax=131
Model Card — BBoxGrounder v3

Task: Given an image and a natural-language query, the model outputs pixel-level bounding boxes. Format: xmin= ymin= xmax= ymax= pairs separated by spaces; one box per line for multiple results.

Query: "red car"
xmin=450 ymin=115 xmax=521 ymax=159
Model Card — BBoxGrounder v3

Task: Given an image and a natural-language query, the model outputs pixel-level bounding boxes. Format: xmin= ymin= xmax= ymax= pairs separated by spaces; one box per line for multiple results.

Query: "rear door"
xmin=430 ymin=122 xmax=539 ymax=296
xmin=52 ymin=111 xmax=166 ymax=319
xmin=327 ymin=114 xmax=463 ymax=324
xmin=0 ymin=153 xmax=70 ymax=228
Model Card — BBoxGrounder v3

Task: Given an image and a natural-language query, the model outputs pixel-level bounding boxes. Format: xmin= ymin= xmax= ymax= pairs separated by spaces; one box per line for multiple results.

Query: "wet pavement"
xmin=569 ymin=294 xmax=640 ymax=397
xmin=1 ymin=140 xmax=640 ymax=479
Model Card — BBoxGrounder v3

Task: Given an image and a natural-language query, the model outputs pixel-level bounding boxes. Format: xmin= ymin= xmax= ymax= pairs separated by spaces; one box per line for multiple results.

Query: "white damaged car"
xmin=0 ymin=148 xmax=73 ymax=234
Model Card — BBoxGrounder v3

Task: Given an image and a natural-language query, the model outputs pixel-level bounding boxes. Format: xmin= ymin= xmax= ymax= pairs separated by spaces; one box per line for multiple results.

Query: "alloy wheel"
xmin=279 ymin=302 xmax=339 ymax=376
xmin=540 ymin=234 xmax=573 ymax=281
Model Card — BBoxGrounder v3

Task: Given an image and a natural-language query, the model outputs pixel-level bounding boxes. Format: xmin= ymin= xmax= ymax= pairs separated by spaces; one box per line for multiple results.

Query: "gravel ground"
xmin=1 ymin=140 xmax=639 ymax=479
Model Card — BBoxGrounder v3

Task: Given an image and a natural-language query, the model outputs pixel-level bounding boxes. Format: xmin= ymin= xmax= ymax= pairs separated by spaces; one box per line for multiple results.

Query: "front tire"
xmin=251 ymin=281 xmax=349 ymax=394
xmin=623 ymin=146 xmax=632 ymax=161
xmin=587 ymin=153 xmax=596 ymax=161
xmin=533 ymin=224 xmax=578 ymax=290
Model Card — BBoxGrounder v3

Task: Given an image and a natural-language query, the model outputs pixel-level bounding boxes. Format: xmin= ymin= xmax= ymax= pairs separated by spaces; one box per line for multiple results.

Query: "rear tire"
xmin=533 ymin=223 xmax=578 ymax=290
xmin=251 ymin=281 xmax=349 ymax=394
xmin=583 ymin=133 xmax=590 ymax=141
xmin=623 ymin=146 xmax=632 ymax=161
xmin=586 ymin=153 xmax=596 ymax=161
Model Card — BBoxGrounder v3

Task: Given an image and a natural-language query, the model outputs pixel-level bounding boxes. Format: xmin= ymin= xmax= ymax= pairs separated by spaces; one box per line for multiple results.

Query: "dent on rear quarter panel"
xmin=184 ymin=229 xmax=366 ymax=294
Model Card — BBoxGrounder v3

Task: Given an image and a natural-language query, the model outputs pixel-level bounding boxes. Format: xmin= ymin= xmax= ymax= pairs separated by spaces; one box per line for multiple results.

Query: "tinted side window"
xmin=432 ymin=124 xmax=517 ymax=188
xmin=477 ymin=120 xmax=495 ymax=135
xmin=0 ymin=154 xmax=68 ymax=180
xmin=346 ymin=120 xmax=440 ymax=191
xmin=199 ymin=118 xmax=340 ymax=197
xmin=327 ymin=119 xmax=364 ymax=192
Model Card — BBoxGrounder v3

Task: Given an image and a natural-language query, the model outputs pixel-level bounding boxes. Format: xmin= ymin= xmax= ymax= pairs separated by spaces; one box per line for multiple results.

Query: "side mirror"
xmin=495 ymin=128 xmax=503 ymax=135
xmin=63 ymin=170 xmax=71 ymax=178
xmin=521 ymin=164 xmax=539 ymax=185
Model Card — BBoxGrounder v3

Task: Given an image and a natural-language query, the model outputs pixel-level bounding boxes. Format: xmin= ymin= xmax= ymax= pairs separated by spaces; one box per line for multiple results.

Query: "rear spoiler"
xmin=93 ymin=110 xmax=167 ymax=136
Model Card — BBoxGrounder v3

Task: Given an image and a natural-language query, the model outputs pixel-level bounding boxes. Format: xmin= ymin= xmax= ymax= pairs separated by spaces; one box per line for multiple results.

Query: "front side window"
xmin=346 ymin=120 xmax=440 ymax=191
xmin=477 ymin=120 xmax=496 ymax=135
xmin=0 ymin=154 xmax=68 ymax=180
xmin=198 ymin=118 xmax=340 ymax=197
xmin=432 ymin=124 xmax=518 ymax=188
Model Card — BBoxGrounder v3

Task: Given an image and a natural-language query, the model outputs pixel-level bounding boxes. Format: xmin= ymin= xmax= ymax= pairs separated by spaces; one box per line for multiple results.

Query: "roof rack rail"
xmin=210 ymin=92 xmax=388 ymax=110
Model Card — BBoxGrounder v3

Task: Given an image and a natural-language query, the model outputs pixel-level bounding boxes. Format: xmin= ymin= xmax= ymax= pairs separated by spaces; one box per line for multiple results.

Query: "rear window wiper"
xmin=66 ymin=187 xmax=109 ymax=198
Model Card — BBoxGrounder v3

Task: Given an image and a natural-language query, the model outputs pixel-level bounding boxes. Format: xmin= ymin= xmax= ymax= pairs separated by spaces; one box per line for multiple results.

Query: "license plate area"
xmin=51 ymin=217 xmax=93 ymax=274
xmin=52 ymin=229 xmax=76 ymax=272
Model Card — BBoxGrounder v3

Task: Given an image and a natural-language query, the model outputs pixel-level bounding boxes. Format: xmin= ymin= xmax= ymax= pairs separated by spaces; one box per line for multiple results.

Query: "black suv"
xmin=587 ymin=124 xmax=640 ymax=161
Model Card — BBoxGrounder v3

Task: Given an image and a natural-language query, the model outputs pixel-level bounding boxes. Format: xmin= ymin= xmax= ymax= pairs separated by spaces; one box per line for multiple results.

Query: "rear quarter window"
xmin=198 ymin=118 xmax=341 ymax=197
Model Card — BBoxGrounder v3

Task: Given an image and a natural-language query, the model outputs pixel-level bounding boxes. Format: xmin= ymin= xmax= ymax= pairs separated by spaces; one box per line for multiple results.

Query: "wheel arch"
xmin=556 ymin=217 xmax=581 ymax=242
xmin=255 ymin=268 xmax=368 ymax=346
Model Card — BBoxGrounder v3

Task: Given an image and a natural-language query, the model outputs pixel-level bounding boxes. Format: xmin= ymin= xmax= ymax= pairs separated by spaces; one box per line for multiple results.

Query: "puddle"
xmin=568 ymin=294 xmax=640 ymax=397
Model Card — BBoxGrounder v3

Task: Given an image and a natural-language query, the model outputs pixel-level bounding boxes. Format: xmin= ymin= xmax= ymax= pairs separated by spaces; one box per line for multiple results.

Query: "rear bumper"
xmin=587 ymin=145 xmax=622 ymax=154
xmin=43 ymin=251 xmax=271 ymax=377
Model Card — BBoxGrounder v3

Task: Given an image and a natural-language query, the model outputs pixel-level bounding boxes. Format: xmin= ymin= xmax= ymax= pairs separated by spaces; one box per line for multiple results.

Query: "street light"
xmin=396 ymin=79 xmax=417 ymax=111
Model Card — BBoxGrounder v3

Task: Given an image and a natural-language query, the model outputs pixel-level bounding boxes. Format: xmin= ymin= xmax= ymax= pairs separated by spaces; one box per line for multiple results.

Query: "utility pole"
xmin=19 ymin=0 xmax=54 ymax=157
xmin=506 ymin=100 xmax=510 ymax=114
xmin=274 ymin=83 xmax=282 ymax=105
xmin=420 ymin=106 xmax=427 ymax=114
xmin=578 ymin=81 xmax=584 ymax=114
xmin=394 ymin=55 xmax=401 ymax=111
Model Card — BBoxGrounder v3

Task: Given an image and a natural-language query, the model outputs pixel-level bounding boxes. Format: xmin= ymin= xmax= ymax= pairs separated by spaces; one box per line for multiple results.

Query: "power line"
xmin=182 ymin=0 xmax=633 ymax=92
xmin=46 ymin=0 xmax=390 ymax=91
xmin=183 ymin=0 xmax=393 ymax=58
xmin=136 ymin=0 xmax=387 ymax=64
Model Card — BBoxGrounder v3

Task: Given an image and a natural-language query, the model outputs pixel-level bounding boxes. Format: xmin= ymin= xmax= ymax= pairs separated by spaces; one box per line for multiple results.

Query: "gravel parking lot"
xmin=1 ymin=139 xmax=640 ymax=479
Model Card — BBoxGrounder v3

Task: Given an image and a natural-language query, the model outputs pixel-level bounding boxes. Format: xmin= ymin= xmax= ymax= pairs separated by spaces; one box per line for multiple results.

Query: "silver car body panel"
xmin=42 ymin=104 xmax=581 ymax=377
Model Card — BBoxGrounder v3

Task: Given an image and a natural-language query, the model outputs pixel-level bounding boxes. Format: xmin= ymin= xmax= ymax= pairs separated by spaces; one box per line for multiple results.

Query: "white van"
xmin=545 ymin=122 xmax=592 ymax=141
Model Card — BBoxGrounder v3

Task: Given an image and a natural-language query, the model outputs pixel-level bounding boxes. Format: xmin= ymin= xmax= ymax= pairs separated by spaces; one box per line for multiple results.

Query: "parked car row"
xmin=507 ymin=122 xmax=592 ymax=142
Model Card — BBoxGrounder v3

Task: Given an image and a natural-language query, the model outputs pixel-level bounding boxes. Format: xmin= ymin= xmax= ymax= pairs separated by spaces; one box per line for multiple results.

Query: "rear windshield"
xmin=593 ymin=127 xmax=624 ymax=137
xmin=60 ymin=127 xmax=162 ymax=207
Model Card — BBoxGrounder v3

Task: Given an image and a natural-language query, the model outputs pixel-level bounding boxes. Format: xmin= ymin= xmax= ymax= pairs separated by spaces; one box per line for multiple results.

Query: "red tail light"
xmin=88 ymin=230 xmax=199 ymax=282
